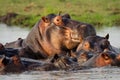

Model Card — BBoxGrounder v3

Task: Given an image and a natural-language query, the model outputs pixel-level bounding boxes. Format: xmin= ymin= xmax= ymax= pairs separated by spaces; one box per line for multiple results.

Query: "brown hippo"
xmin=76 ymin=34 xmax=120 ymax=61
xmin=0 ymin=43 xmax=19 ymax=57
xmin=72 ymin=34 xmax=110 ymax=66
xmin=76 ymin=34 xmax=110 ymax=54
xmin=4 ymin=13 xmax=96 ymax=60
xmin=0 ymin=53 xmax=79 ymax=74
xmin=81 ymin=49 xmax=117 ymax=67
xmin=0 ymin=54 xmax=54 ymax=74
xmin=0 ymin=55 xmax=25 ymax=74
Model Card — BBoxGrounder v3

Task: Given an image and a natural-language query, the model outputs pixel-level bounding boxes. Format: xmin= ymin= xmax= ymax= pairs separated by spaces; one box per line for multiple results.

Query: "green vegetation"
xmin=0 ymin=0 xmax=120 ymax=28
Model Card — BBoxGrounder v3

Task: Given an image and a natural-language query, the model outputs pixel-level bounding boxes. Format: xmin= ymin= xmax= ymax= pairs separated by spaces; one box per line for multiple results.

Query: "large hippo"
xmin=4 ymin=13 xmax=96 ymax=60
xmin=0 ymin=53 xmax=78 ymax=74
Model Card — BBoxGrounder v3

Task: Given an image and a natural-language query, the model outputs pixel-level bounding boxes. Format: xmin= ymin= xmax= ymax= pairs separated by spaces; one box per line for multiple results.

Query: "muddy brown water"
xmin=0 ymin=24 xmax=120 ymax=80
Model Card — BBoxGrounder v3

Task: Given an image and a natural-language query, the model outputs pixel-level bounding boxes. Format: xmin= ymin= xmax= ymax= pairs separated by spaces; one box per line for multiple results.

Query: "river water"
xmin=0 ymin=24 xmax=120 ymax=80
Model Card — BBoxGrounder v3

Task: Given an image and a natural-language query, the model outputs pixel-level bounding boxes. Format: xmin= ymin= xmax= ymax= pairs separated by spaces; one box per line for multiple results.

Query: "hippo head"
xmin=95 ymin=51 xmax=115 ymax=67
xmin=82 ymin=49 xmax=116 ymax=67
xmin=43 ymin=13 xmax=96 ymax=43
xmin=39 ymin=13 xmax=80 ymax=49
xmin=51 ymin=13 xmax=96 ymax=50
xmin=76 ymin=34 xmax=111 ymax=54
xmin=0 ymin=55 xmax=9 ymax=72
xmin=0 ymin=55 xmax=25 ymax=73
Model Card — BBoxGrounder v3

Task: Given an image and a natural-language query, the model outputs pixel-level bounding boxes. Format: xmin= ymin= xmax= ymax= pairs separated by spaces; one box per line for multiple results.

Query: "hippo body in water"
xmin=0 ymin=54 xmax=78 ymax=74
xmin=71 ymin=34 xmax=120 ymax=68
xmin=80 ymin=49 xmax=120 ymax=68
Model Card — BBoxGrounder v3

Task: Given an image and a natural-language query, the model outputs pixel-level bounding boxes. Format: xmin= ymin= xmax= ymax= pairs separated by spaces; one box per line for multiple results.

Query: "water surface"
xmin=0 ymin=24 xmax=29 ymax=44
xmin=0 ymin=24 xmax=120 ymax=80
xmin=96 ymin=26 xmax=120 ymax=48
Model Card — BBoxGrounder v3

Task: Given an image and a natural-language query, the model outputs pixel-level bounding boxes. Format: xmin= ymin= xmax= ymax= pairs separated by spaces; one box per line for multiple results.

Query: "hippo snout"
xmin=71 ymin=31 xmax=80 ymax=42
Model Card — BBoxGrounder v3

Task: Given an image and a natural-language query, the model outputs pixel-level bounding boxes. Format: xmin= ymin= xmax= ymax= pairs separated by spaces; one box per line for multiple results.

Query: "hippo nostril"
xmin=56 ymin=19 xmax=59 ymax=22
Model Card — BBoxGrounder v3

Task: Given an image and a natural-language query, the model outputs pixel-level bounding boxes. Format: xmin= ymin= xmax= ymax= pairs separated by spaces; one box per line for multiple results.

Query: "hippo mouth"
xmin=70 ymin=32 xmax=80 ymax=42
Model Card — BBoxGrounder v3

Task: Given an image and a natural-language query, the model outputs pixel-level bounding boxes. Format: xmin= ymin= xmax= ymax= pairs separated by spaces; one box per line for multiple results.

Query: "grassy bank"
xmin=0 ymin=0 xmax=120 ymax=28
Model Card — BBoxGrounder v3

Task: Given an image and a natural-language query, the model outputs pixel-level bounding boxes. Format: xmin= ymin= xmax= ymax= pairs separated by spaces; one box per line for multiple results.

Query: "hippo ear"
xmin=0 ymin=43 xmax=4 ymax=50
xmin=101 ymin=53 xmax=110 ymax=60
xmin=62 ymin=13 xmax=71 ymax=19
xmin=41 ymin=17 xmax=49 ymax=23
xmin=105 ymin=34 xmax=109 ymax=39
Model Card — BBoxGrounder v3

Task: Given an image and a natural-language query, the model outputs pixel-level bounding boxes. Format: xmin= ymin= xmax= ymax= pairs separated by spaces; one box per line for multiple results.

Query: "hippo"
xmin=72 ymin=34 xmax=110 ymax=66
xmin=0 ymin=43 xmax=19 ymax=57
xmin=0 ymin=53 xmax=79 ymax=74
xmin=80 ymin=49 xmax=117 ymax=67
xmin=76 ymin=34 xmax=110 ymax=54
xmin=0 ymin=55 xmax=25 ymax=74
xmin=76 ymin=34 xmax=120 ymax=59
xmin=74 ymin=45 xmax=120 ymax=68
xmin=4 ymin=13 xmax=96 ymax=60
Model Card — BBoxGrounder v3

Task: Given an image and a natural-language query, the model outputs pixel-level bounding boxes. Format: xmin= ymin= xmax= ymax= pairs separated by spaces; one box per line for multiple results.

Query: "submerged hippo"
xmin=0 ymin=43 xmax=19 ymax=57
xmin=0 ymin=55 xmax=25 ymax=74
xmin=0 ymin=53 xmax=79 ymax=74
xmin=81 ymin=49 xmax=120 ymax=68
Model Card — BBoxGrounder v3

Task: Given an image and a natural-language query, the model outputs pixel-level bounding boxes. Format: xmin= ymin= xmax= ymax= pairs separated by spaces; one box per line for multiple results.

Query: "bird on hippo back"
xmin=4 ymin=13 xmax=96 ymax=60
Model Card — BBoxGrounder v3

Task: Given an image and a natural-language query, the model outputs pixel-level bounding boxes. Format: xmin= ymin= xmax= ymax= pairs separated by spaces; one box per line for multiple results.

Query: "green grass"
xmin=0 ymin=0 xmax=120 ymax=28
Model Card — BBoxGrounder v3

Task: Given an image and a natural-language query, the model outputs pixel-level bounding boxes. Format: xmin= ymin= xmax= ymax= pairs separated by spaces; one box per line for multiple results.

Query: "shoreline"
xmin=0 ymin=0 xmax=120 ymax=28
xmin=0 ymin=12 xmax=119 ymax=28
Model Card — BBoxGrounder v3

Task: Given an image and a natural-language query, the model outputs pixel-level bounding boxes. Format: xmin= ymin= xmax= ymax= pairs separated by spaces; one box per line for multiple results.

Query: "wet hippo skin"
xmin=76 ymin=34 xmax=110 ymax=54
xmin=0 ymin=54 xmax=78 ymax=74
xmin=4 ymin=13 xmax=96 ymax=60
